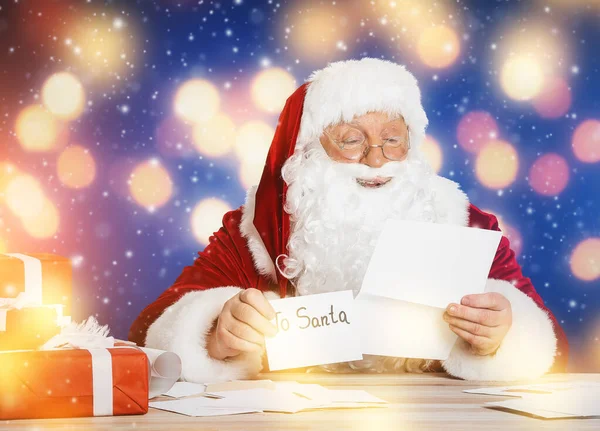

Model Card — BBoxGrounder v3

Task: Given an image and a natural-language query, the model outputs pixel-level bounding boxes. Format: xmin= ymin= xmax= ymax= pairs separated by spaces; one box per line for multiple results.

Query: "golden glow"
xmin=129 ymin=159 xmax=173 ymax=210
xmin=67 ymin=18 xmax=135 ymax=79
xmin=57 ymin=145 xmax=97 ymax=189
xmin=0 ymin=237 xmax=6 ymax=253
xmin=191 ymin=198 xmax=232 ymax=245
xmin=286 ymin=3 xmax=352 ymax=63
xmin=572 ymin=119 xmax=600 ymax=163
xmin=21 ymin=198 xmax=60 ymax=239
xmin=239 ymin=161 xmax=263 ymax=190
xmin=192 ymin=113 xmax=236 ymax=157
xmin=500 ymin=55 xmax=544 ymax=101
xmin=494 ymin=21 xmax=567 ymax=102
xmin=234 ymin=121 xmax=273 ymax=189
xmin=4 ymin=175 xmax=45 ymax=219
xmin=421 ymin=135 xmax=443 ymax=173
xmin=174 ymin=79 xmax=220 ymax=124
xmin=475 ymin=140 xmax=519 ymax=189
xmin=251 ymin=68 xmax=297 ymax=114
xmin=42 ymin=72 xmax=86 ymax=120
xmin=570 ymin=238 xmax=600 ymax=281
xmin=15 ymin=105 xmax=61 ymax=152
xmin=416 ymin=25 xmax=461 ymax=69
xmin=234 ymin=121 xmax=274 ymax=165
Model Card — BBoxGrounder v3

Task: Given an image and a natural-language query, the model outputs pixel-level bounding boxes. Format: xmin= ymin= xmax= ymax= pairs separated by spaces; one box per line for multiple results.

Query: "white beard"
xmin=279 ymin=141 xmax=444 ymax=374
xmin=280 ymin=141 xmax=439 ymax=297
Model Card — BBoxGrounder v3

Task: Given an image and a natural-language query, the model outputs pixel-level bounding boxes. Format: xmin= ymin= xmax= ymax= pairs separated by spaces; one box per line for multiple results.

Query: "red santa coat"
xmin=130 ymin=79 xmax=568 ymax=383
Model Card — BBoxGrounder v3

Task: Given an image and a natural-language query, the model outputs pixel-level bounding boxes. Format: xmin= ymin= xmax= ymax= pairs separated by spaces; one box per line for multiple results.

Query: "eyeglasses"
xmin=323 ymin=124 xmax=411 ymax=161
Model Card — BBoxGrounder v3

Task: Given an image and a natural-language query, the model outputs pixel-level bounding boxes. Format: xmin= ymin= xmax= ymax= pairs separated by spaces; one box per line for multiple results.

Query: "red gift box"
xmin=0 ymin=347 xmax=149 ymax=420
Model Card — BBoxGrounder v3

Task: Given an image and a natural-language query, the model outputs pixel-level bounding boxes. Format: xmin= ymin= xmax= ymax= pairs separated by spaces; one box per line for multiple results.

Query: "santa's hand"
xmin=207 ymin=288 xmax=278 ymax=360
xmin=443 ymin=292 xmax=512 ymax=356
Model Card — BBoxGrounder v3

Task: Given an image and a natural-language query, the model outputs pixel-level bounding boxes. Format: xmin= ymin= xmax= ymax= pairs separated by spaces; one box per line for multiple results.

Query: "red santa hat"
xmin=240 ymin=57 xmax=430 ymax=297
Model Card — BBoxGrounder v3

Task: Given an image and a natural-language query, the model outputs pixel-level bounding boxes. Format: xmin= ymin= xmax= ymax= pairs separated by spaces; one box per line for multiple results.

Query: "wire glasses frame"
xmin=323 ymin=125 xmax=411 ymax=161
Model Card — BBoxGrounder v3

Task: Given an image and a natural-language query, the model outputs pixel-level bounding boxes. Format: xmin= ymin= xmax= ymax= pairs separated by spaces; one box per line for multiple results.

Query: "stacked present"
xmin=0 ymin=253 xmax=71 ymax=350
xmin=0 ymin=252 xmax=170 ymax=420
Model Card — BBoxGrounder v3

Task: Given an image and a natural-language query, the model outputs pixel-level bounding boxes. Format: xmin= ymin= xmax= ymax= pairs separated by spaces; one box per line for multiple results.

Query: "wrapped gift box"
xmin=0 ymin=347 xmax=149 ymax=420
xmin=0 ymin=306 xmax=61 ymax=350
xmin=0 ymin=253 xmax=72 ymax=313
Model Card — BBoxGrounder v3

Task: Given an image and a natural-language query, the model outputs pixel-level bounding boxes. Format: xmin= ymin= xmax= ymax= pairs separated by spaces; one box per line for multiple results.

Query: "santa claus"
xmin=129 ymin=58 xmax=568 ymax=382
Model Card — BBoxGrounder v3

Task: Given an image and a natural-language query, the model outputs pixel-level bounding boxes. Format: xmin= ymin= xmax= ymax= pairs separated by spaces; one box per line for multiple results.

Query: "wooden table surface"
xmin=2 ymin=373 xmax=599 ymax=430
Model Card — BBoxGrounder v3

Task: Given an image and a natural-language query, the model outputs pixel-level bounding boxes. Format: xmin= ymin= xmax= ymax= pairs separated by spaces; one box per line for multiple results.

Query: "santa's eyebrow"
xmin=347 ymin=116 xmax=405 ymax=128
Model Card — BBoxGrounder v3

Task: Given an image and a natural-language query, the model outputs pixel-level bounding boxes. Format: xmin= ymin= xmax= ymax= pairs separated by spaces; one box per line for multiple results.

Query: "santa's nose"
xmin=361 ymin=145 xmax=389 ymax=168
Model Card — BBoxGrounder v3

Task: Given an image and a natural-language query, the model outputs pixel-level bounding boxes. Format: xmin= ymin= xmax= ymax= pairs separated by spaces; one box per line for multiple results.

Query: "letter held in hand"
xmin=265 ymin=290 xmax=362 ymax=371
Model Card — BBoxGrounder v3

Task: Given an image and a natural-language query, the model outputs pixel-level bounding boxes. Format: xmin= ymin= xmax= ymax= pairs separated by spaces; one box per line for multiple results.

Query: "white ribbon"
xmin=2 ymin=253 xmax=43 ymax=306
xmin=88 ymin=348 xmax=114 ymax=416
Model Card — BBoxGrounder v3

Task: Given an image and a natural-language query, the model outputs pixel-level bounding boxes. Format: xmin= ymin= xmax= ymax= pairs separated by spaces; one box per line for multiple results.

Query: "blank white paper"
xmin=355 ymin=293 xmax=458 ymax=360
xmin=360 ymin=219 xmax=502 ymax=309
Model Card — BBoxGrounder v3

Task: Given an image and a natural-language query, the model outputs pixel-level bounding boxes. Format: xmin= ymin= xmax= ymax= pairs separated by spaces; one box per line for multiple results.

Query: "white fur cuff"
xmin=144 ymin=286 xmax=263 ymax=383
xmin=442 ymin=279 xmax=557 ymax=381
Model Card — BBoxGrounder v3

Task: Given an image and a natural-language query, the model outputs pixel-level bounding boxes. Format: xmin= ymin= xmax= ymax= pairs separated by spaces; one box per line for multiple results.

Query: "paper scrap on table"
xmin=205 ymin=380 xmax=276 ymax=392
xmin=140 ymin=347 xmax=182 ymax=398
xmin=163 ymin=382 xmax=206 ymax=398
xmin=486 ymin=401 xmax=580 ymax=419
xmin=360 ymin=219 xmax=502 ymax=309
xmin=485 ymin=390 xmax=600 ymax=418
xmin=464 ymin=382 xmax=600 ymax=419
xmin=355 ymin=293 xmax=457 ymax=360
xmin=152 ymin=382 xmax=389 ymax=416
xmin=149 ymin=398 xmax=261 ymax=417
xmin=202 ymin=388 xmax=320 ymax=413
xmin=464 ymin=382 xmax=600 ymax=398
xmin=265 ymin=290 xmax=362 ymax=371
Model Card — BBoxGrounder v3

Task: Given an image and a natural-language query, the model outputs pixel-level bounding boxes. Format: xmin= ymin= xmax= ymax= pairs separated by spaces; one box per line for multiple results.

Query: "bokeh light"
xmin=57 ymin=145 xmax=97 ymax=189
xmin=41 ymin=72 xmax=86 ymax=120
xmin=570 ymin=238 xmax=600 ymax=282
xmin=503 ymin=224 xmax=523 ymax=256
xmin=416 ymin=25 xmax=461 ymax=69
xmin=67 ymin=17 xmax=135 ymax=79
xmin=572 ymin=119 xmax=600 ymax=163
xmin=457 ymin=111 xmax=499 ymax=154
xmin=20 ymin=198 xmax=60 ymax=239
xmin=4 ymin=174 xmax=45 ymax=219
xmin=192 ymin=113 xmax=236 ymax=157
xmin=528 ymin=153 xmax=570 ymax=196
xmin=533 ymin=77 xmax=572 ymax=119
xmin=15 ymin=105 xmax=62 ymax=152
xmin=494 ymin=20 xmax=569 ymax=102
xmin=239 ymin=161 xmax=264 ymax=190
xmin=420 ymin=135 xmax=443 ymax=173
xmin=234 ymin=121 xmax=273 ymax=189
xmin=129 ymin=159 xmax=173 ymax=210
xmin=173 ymin=79 xmax=220 ymax=124
xmin=156 ymin=117 xmax=195 ymax=159
xmin=251 ymin=68 xmax=297 ymax=114
xmin=0 ymin=162 xmax=20 ymax=202
xmin=500 ymin=55 xmax=544 ymax=101
xmin=191 ymin=198 xmax=232 ymax=245
xmin=285 ymin=3 xmax=352 ymax=63
xmin=475 ymin=140 xmax=519 ymax=189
